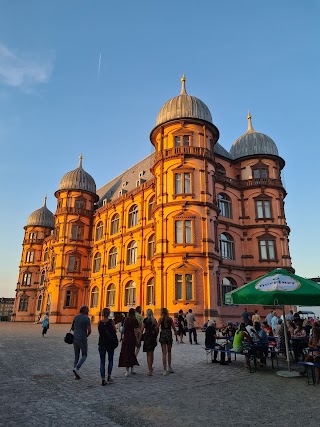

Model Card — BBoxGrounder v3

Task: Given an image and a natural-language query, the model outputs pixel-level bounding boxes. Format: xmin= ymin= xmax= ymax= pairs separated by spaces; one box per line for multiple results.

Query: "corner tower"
xmin=13 ymin=197 xmax=54 ymax=321
xmin=46 ymin=156 xmax=98 ymax=323
xmin=150 ymin=76 xmax=221 ymax=317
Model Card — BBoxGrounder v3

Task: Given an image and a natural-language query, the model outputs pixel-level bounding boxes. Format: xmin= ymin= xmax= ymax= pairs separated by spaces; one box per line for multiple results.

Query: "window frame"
xmin=221 ymin=277 xmax=237 ymax=305
xmin=71 ymin=223 xmax=84 ymax=241
xmin=174 ymin=272 xmax=195 ymax=302
xmin=110 ymin=213 xmax=120 ymax=235
xmin=108 ymin=247 xmax=118 ymax=269
xmin=125 ymin=281 xmax=136 ymax=306
xmin=219 ymin=233 xmax=234 ymax=260
xmin=148 ymin=196 xmax=155 ymax=221
xmin=36 ymin=294 xmax=43 ymax=311
xmin=218 ymin=193 xmax=232 ymax=219
xmin=174 ymin=217 xmax=194 ymax=246
xmin=25 ymin=251 xmax=35 ymax=263
xmin=147 ymin=234 xmax=155 ymax=260
xmin=254 ymin=196 xmax=272 ymax=220
xmin=93 ymin=252 xmax=102 ymax=273
xmin=22 ymin=272 xmax=32 ymax=286
xmin=146 ymin=278 xmax=155 ymax=305
xmin=127 ymin=241 xmax=138 ymax=265
xmin=258 ymin=235 xmax=277 ymax=262
xmin=95 ymin=221 xmax=104 ymax=241
xmin=90 ymin=286 xmax=99 ymax=308
xmin=18 ymin=296 xmax=29 ymax=311
xmin=64 ymin=287 xmax=78 ymax=308
xmin=106 ymin=284 xmax=116 ymax=307
xmin=68 ymin=254 xmax=81 ymax=273
xmin=128 ymin=204 xmax=139 ymax=228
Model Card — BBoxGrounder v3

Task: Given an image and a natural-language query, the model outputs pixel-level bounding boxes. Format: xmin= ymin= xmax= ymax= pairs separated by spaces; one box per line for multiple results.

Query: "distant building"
xmin=12 ymin=77 xmax=292 ymax=323
xmin=0 ymin=298 xmax=15 ymax=320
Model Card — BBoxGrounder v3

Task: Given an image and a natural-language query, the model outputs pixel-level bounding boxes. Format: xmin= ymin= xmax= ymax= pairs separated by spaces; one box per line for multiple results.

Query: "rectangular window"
xmin=68 ymin=255 xmax=80 ymax=272
xmin=174 ymin=136 xmax=181 ymax=147
xmin=71 ymin=225 xmax=84 ymax=240
xmin=75 ymin=200 xmax=85 ymax=209
xmin=22 ymin=273 xmax=32 ymax=286
xmin=256 ymin=200 xmax=271 ymax=219
xmin=175 ymin=220 xmax=193 ymax=244
xmin=29 ymin=232 xmax=37 ymax=240
xmin=174 ymin=135 xmax=190 ymax=146
xmin=18 ymin=297 xmax=28 ymax=311
xmin=25 ymin=251 xmax=34 ymax=263
xmin=65 ymin=290 xmax=78 ymax=307
xmin=174 ymin=173 xmax=191 ymax=194
xmin=260 ymin=240 xmax=275 ymax=260
xmin=186 ymin=274 xmax=193 ymax=300
xmin=175 ymin=274 xmax=183 ymax=300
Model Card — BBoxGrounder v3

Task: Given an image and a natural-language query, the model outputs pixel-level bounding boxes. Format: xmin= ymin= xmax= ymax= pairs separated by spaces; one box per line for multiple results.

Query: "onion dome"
xmin=58 ymin=155 xmax=96 ymax=194
xmin=26 ymin=196 xmax=54 ymax=228
xmin=156 ymin=75 xmax=213 ymax=126
xmin=230 ymin=112 xmax=279 ymax=159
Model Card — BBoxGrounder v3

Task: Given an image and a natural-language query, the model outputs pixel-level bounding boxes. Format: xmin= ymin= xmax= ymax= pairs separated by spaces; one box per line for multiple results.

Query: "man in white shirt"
xmin=186 ymin=309 xmax=198 ymax=345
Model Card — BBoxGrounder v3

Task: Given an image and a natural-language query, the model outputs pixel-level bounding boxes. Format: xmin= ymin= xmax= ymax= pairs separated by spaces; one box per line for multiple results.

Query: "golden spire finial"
xmin=44 ymin=195 xmax=47 ymax=207
xmin=247 ymin=110 xmax=254 ymax=133
xmin=78 ymin=153 xmax=83 ymax=168
xmin=180 ymin=74 xmax=187 ymax=94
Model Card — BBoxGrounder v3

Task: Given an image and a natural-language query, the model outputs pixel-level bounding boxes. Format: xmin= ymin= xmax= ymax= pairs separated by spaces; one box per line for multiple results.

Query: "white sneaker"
xmin=167 ymin=367 xmax=174 ymax=373
xmin=162 ymin=370 xmax=168 ymax=376
xmin=125 ymin=370 xmax=130 ymax=377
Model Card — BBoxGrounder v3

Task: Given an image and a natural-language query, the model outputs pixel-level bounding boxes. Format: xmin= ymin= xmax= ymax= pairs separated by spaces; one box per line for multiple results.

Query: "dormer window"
xmin=174 ymin=135 xmax=190 ymax=147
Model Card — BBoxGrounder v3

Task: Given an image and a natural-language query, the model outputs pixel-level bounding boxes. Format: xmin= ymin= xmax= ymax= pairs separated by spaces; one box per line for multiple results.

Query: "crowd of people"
xmin=40 ymin=306 xmax=320 ymax=384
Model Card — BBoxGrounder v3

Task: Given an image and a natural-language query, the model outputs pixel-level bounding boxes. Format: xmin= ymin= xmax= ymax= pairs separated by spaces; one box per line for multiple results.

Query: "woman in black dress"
xmin=158 ymin=308 xmax=178 ymax=375
xmin=118 ymin=308 xmax=140 ymax=376
xmin=141 ymin=309 xmax=158 ymax=376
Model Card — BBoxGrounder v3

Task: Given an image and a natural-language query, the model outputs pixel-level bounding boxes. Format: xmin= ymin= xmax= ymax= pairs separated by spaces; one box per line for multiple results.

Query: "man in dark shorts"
xmin=71 ymin=305 xmax=91 ymax=379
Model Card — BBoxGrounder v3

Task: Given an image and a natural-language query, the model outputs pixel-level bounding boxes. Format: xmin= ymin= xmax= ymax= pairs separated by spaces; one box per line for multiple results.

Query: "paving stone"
xmin=0 ymin=323 xmax=317 ymax=427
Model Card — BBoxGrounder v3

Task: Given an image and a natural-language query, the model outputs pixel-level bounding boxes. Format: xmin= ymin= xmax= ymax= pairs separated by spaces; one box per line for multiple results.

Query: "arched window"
xmin=90 ymin=286 xmax=99 ymax=308
xmin=106 ymin=283 xmax=116 ymax=307
xmin=95 ymin=221 xmax=104 ymax=241
xmin=110 ymin=213 xmax=120 ymax=235
xmin=146 ymin=278 xmax=155 ymax=305
xmin=220 ymin=233 xmax=234 ymax=260
xmin=127 ymin=241 xmax=138 ymax=265
xmin=44 ymin=248 xmax=49 ymax=262
xmin=128 ymin=205 xmax=139 ymax=228
xmin=108 ymin=247 xmax=118 ymax=269
xmin=148 ymin=196 xmax=155 ymax=220
xmin=37 ymin=294 xmax=43 ymax=311
xmin=40 ymin=270 xmax=46 ymax=287
xmin=217 ymin=164 xmax=226 ymax=175
xmin=125 ymin=281 xmax=136 ymax=306
xmin=93 ymin=252 xmax=101 ymax=273
xmin=147 ymin=234 xmax=155 ymax=260
xmin=218 ymin=193 xmax=232 ymax=218
xmin=221 ymin=277 xmax=237 ymax=305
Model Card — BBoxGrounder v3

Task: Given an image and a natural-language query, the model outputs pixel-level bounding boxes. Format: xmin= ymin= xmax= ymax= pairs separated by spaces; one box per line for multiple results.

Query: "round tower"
xmin=149 ymin=76 xmax=221 ymax=318
xmin=46 ymin=156 xmax=98 ymax=323
xmin=13 ymin=197 xmax=54 ymax=322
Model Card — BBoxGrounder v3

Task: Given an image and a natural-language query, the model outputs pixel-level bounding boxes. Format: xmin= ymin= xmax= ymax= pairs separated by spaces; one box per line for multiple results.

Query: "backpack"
xmin=100 ymin=321 xmax=119 ymax=350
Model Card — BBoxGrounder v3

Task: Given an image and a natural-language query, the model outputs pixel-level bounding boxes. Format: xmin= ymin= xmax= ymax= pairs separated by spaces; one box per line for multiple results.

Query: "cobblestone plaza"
xmin=0 ymin=323 xmax=318 ymax=427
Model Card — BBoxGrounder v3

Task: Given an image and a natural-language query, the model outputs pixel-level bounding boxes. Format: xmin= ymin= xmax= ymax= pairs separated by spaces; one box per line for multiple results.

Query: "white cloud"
xmin=0 ymin=43 xmax=53 ymax=88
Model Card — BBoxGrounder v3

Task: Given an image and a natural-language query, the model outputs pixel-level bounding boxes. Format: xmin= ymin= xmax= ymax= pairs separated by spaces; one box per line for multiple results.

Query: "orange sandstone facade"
xmin=13 ymin=78 xmax=292 ymax=323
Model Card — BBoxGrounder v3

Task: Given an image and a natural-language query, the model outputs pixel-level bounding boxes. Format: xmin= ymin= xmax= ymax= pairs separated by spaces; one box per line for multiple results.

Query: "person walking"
xmin=158 ymin=308 xmax=178 ymax=375
xmin=71 ymin=305 xmax=91 ymax=380
xmin=98 ymin=307 xmax=118 ymax=386
xmin=186 ymin=309 xmax=198 ymax=345
xmin=266 ymin=309 xmax=274 ymax=327
xmin=177 ymin=309 xmax=186 ymax=343
xmin=141 ymin=309 xmax=158 ymax=375
xmin=41 ymin=311 xmax=49 ymax=337
xmin=118 ymin=308 xmax=140 ymax=377
xmin=134 ymin=306 xmax=144 ymax=359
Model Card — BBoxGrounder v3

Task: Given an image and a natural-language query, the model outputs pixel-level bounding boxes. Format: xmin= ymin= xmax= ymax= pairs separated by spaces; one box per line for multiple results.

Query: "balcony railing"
xmin=216 ymin=174 xmax=283 ymax=189
xmin=155 ymin=146 xmax=214 ymax=163
xmin=56 ymin=207 xmax=93 ymax=216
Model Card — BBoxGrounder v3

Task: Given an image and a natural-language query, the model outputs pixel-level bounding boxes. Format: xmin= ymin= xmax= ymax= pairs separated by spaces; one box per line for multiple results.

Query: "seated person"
xmin=245 ymin=320 xmax=255 ymax=337
xmin=262 ymin=321 xmax=273 ymax=337
xmin=252 ymin=321 xmax=269 ymax=366
xmin=300 ymin=326 xmax=320 ymax=381
xmin=205 ymin=320 xmax=228 ymax=365
xmin=232 ymin=323 xmax=252 ymax=368
xmin=292 ymin=322 xmax=307 ymax=363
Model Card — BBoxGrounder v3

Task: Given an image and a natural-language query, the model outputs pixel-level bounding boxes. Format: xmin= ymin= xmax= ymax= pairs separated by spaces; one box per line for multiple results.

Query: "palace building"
xmin=12 ymin=77 xmax=292 ymax=323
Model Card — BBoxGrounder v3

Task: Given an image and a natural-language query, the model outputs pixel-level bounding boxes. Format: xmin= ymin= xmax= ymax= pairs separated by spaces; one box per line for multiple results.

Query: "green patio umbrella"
xmin=224 ymin=268 xmax=320 ymax=377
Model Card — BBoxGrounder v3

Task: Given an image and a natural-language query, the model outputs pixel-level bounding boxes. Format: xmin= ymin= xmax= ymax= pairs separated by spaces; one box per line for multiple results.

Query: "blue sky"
xmin=0 ymin=0 xmax=319 ymax=298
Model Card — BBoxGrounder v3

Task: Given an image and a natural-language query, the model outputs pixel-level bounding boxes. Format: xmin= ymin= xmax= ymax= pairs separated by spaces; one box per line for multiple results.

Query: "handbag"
xmin=64 ymin=332 xmax=74 ymax=344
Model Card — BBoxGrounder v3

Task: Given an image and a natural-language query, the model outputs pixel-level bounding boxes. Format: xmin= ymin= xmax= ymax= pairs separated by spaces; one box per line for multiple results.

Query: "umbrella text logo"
xmin=255 ymin=274 xmax=301 ymax=292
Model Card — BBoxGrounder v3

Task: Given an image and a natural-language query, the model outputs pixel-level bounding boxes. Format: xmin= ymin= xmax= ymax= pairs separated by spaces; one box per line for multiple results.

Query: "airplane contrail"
xmin=98 ymin=52 xmax=102 ymax=80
